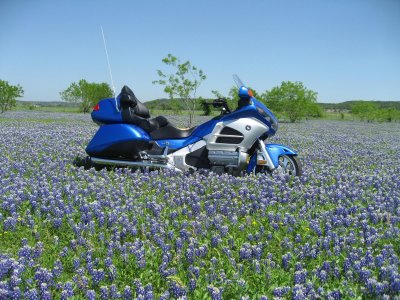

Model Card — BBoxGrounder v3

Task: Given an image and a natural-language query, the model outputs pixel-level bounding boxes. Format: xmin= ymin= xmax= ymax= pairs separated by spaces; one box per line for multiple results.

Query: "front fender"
xmin=265 ymin=143 xmax=298 ymax=168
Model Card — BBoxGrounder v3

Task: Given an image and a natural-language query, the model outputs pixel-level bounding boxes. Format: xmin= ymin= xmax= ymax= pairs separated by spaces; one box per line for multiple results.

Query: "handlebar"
xmin=204 ymin=98 xmax=231 ymax=114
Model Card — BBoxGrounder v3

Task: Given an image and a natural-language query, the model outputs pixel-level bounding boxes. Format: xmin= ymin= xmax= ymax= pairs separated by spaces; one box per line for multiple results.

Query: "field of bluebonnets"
xmin=0 ymin=111 xmax=399 ymax=300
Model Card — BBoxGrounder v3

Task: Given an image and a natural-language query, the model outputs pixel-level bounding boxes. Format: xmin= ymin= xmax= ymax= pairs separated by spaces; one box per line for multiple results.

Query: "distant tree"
xmin=304 ymin=101 xmax=324 ymax=119
xmin=351 ymin=101 xmax=379 ymax=122
xmin=60 ymin=79 xmax=112 ymax=113
xmin=153 ymin=54 xmax=206 ymax=127
xmin=381 ymin=108 xmax=400 ymax=122
xmin=0 ymin=80 xmax=24 ymax=113
xmin=262 ymin=81 xmax=318 ymax=122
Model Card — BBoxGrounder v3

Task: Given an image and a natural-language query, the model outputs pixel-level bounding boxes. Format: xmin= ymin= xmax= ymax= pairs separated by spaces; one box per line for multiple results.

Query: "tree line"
xmin=1 ymin=54 xmax=399 ymax=123
xmin=350 ymin=101 xmax=400 ymax=122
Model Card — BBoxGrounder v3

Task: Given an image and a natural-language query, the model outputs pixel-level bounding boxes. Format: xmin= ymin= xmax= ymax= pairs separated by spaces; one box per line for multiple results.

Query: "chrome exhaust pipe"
xmin=90 ymin=157 xmax=177 ymax=170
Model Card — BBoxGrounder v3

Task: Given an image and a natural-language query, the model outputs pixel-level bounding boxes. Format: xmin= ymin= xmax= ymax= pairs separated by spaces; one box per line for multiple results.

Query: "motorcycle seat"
xmin=150 ymin=124 xmax=196 ymax=140
xmin=119 ymin=85 xmax=171 ymax=133
xmin=118 ymin=85 xmax=196 ymax=139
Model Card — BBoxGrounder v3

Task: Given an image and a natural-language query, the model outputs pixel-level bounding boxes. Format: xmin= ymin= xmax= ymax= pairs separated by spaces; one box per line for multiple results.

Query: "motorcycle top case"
xmin=91 ymin=98 xmax=122 ymax=124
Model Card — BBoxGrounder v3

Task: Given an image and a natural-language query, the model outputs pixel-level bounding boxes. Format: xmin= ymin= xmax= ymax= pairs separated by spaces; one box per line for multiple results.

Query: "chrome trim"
xmin=139 ymin=142 xmax=169 ymax=162
xmin=258 ymin=139 xmax=276 ymax=171
xmin=90 ymin=157 xmax=179 ymax=170
xmin=214 ymin=134 xmax=244 ymax=138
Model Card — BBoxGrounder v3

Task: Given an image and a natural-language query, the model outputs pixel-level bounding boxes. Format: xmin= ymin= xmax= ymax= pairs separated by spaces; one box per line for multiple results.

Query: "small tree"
xmin=60 ymin=79 xmax=113 ymax=113
xmin=263 ymin=81 xmax=318 ymax=122
xmin=153 ymin=54 xmax=206 ymax=127
xmin=0 ymin=80 xmax=24 ymax=113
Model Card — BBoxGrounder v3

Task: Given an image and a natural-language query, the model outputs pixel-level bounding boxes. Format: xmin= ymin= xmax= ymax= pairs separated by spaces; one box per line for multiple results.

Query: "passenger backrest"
xmin=119 ymin=85 xmax=150 ymax=119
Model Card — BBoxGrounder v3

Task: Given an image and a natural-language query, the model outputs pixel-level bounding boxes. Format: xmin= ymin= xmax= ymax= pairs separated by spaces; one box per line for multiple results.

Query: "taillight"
xmin=93 ymin=103 xmax=100 ymax=111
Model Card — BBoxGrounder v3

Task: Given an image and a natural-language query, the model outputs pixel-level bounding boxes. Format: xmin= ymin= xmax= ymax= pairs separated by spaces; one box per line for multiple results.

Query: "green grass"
xmin=16 ymin=106 xmax=80 ymax=113
xmin=321 ymin=112 xmax=354 ymax=121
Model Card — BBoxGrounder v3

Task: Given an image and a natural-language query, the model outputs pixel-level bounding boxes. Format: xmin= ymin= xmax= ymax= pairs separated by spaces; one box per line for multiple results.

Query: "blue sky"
xmin=1 ymin=0 xmax=399 ymax=103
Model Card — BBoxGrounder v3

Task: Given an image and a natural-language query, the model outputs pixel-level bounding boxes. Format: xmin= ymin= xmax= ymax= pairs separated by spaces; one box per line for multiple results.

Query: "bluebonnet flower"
xmin=10 ymin=274 xmax=22 ymax=287
xmin=92 ymin=269 xmax=105 ymax=285
xmin=294 ymin=270 xmax=307 ymax=284
xmin=211 ymin=235 xmax=220 ymax=247
xmin=108 ymin=264 xmax=117 ymax=281
xmin=4 ymin=217 xmax=17 ymax=231
xmin=318 ymin=270 xmax=328 ymax=283
xmin=86 ymin=289 xmax=96 ymax=300
xmin=282 ymin=252 xmax=292 ymax=270
xmin=25 ymin=288 xmax=39 ymax=300
xmin=123 ymin=286 xmax=132 ymax=300
xmin=327 ymin=290 xmax=341 ymax=300
xmin=110 ymin=284 xmax=120 ymax=298
xmin=207 ymin=286 xmax=223 ymax=300
xmin=169 ymin=281 xmax=186 ymax=297
xmin=34 ymin=268 xmax=53 ymax=285
xmin=72 ymin=258 xmax=80 ymax=270
xmin=159 ymin=291 xmax=170 ymax=300
xmin=273 ymin=286 xmax=290 ymax=297
xmin=0 ymin=289 xmax=9 ymax=299
xmin=317 ymin=287 xmax=325 ymax=297
xmin=189 ymin=278 xmax=197 ymax=291
xmin=175 ymin=237 xmax=183 ymax=252
xmin=52 ymin=259 xmax=63 ymax=277
xmin=189 ymin=265 xmax=200 ymax=278
xmin=292 ymin=285 xmax=307 ymax=300
xmin=11 ymin=287 xmax=22 ymax=300
xmin=134 ymin=279 xmax=145 ymax=297
xmin=99 ymin=286 xmax=109 ymax=300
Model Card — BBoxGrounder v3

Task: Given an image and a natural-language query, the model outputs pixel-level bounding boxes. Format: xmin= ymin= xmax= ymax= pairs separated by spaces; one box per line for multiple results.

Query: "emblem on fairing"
xmin=245 ymin=125 xmax=251 ymax=131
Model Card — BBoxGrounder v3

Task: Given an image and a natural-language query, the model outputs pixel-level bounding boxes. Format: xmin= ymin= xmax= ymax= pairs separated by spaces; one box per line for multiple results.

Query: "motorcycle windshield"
xmin=233 ymin=74 xmax=245 ymax=88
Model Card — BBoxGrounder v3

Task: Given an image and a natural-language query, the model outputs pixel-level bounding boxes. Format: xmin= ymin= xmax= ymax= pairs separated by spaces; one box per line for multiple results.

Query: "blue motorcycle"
xmin=85 ymin=75 xmax=301 ymax=176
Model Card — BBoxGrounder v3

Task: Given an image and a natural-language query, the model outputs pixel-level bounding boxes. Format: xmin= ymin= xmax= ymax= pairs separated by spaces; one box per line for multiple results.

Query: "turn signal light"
xmin=93 ymin=103 xmax=100 ymax=111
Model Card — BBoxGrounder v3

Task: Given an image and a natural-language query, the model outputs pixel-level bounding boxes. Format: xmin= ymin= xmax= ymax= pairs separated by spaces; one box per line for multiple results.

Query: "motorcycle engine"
xmin=208 ymin=150 xmax=248 ymax=175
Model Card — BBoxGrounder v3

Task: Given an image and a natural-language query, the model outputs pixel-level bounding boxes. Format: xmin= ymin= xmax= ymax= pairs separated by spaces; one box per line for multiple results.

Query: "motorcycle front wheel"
xmin=256 ymin=155 xmax=302 ymax=176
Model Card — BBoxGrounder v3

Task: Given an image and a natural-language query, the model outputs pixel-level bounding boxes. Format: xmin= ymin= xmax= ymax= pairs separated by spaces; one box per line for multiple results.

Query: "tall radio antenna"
xmin=100 ymin=26 xmax=119 ymax=111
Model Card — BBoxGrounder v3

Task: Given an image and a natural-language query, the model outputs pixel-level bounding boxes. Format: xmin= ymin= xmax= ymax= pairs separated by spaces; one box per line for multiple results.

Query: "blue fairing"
xmin=154 ymin=102 xmax=276 ymax=150
xmin=91 ymin=98 xmax=122 ymax=124
xmin=266 ymin=144 xmax=298 ymax=168
xmin=252 ymin=98 xmax=278 ymax=132
xmin=86 ymin=124 xmax=150 ymax=153
xmin=191 ymin=103 xmax=277 ymax=139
